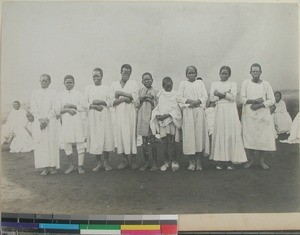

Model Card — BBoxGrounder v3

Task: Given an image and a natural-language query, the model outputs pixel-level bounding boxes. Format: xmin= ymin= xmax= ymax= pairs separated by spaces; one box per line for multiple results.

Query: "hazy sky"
xmin=1 ymin=2 xmax=298 ymax=106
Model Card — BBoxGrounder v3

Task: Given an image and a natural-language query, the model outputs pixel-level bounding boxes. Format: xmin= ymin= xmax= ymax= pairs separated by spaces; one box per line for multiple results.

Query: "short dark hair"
xmin=162 ymin=77 xmax=173 ymax=86
xmin=121 ymin=64 xmax=132 ymax=73
xmin=250 ymin=63 xmax=262 ymax=72
xmin=40 ymin=74 xmax=51 ymax=82
xmin=186 ymin=66 xmax=198 ymax=76
xmin=13 ymin=101 xmax=20 ymax=105
xmin=93 ymin=68 xmax=103 ymax=76
xmin=64 ymin=75 xmax=75 ymax=82
xmin=197 ymin=77 xmax=203 ymax=81
xmin=274 ymin=91 xmax=282 ymax=98
xmin=142 ymin=72 xmax=153 ymax=80
xmin=219 ymin=66 xmax=231 ymax=76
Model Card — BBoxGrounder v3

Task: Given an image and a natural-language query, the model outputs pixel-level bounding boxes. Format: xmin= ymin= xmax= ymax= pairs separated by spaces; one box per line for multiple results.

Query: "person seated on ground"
xmin=273 ymin=91 xmax=292 ymax=134
xmin=280 ymin=112 xmax=299 ymax=144
xmin=1 ymin=101 xmax=34 ymax=153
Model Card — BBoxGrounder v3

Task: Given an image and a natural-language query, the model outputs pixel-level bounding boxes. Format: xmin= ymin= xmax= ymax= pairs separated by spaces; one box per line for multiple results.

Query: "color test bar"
xmin=1 ymin=213 xmax=178 ymax=235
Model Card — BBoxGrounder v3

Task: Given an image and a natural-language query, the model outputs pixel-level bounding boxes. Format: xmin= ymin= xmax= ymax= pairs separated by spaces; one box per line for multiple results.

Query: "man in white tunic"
xmin=240 ymin=63 xmax=276 ymax=170
xmin=111 ymin=64 xmax=139 ymax=170
xmin=56 ymin=75 xmax=86 ymax=174
xmin=30 ymin=74 xmax=60 ymax=175
xmin=177 ymin=66 xmax=210 ymax=171
xmin=84 ymin=68 xmax=114 ymax=171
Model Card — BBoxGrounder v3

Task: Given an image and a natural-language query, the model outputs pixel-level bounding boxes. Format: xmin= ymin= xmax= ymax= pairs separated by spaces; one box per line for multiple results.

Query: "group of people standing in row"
xmin=2 ymin=63 xmax=289 ymax=175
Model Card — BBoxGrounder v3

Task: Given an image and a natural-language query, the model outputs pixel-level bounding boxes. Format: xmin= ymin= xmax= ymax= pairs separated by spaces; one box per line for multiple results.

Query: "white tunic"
xmin=273 ymin=100 xmax=293 ymax=134
xmin=209 ymin=81 xmax=247 ymax=163
xmin=30 ymin=88 xmax=60 ymax=169
xmin=240 ymin=79 xmax=276 ymax=151
xmin=111 ymin=79 xmax=139 ymax=155
xmin=56 ymin=89 xmax=85 ymax=144
xmin=84 ymin=84 xmax=114 ymax=154
xmin=177 ymin=80 xmax=210 ymax=155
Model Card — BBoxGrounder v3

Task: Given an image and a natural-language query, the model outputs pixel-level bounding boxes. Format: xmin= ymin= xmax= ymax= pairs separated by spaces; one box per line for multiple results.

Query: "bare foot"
xmin=244 ymin=159 xmax=255 ymax=169
xmin=40 ymin=168 xmax=49 ymax=176
xmin=196 ymin=159 xmax=202 ymax=171
xmin=64 ymin=165 xmax=75 ymax=174
xmin=78 ymin=166 xmax=85 ymax=174
xmin=117 ymin=161 xmax=128 ymax=170
xmin=92 ymin=163 xmax=102 ymax=172
xmin=49 ymin=168 xmax=58 ymax=175
xmin=260 ymin=162 xmax=269 ymax=170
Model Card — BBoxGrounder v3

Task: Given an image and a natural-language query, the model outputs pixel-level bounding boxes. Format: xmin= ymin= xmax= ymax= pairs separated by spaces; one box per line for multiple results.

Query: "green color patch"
xmin=80 ymin=224 xmax=120 ymax=230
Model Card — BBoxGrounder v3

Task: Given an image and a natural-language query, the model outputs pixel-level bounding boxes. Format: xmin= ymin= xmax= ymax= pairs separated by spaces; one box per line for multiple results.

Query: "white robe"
xmin=150 ymin=89 xmax=182 ymax=142
xmin=177 ymin=80 xmax=209 ymax=155
xmin=111 ymin=80 xmax=139 ymax=155
xmin=286 ymin=112 xmax=300 ymax=143
xmin=273 ymin=100 xmax=293 ymax=134
xmin=2 ymin=108 xmax=33 ymax=153
xmin=31 ymin=88 xmax=60 ymax=169
xmin=240 ymin=79 xmax=276 ymax=151
xmin=209 ymin=81 xmax=247 ymax=163
xmin=56 ymin=89 xmax=85 ymax=144
xmin=84 ymin=84 xmax=115 ymax=154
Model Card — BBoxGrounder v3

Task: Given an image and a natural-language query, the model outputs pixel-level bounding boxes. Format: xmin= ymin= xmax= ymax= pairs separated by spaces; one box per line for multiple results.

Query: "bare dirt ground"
xmin=1 ymin=138 xmax=299 ymax=215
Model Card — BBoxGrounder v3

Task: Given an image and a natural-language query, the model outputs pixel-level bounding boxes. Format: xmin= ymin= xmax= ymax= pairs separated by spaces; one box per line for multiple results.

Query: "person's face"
xmin=250 ymin=66 xmax=262 ymax=80
xmin=40 ymin=76 xmax=51 ymax=89
xmin=220 ymin=69 xmax=230 ymax=81
xmin=121 ymin=67 xmax=132 ymax=82
xmin=13 ymin=102 xmax=20 ymax=110
xmin=163 ymin=80 xmax=173 ymax=92
xmin=27 ymin=115 xmax=34 ymax=122
xmin=142 ymin=75 xmax=153 ymax=88
xmin=92 ymin=71 xmax=103 ymax=86
xmin=64 ymin=78 xmax=75 ymax=91
xmin=186 ymin=67 xmax=197 ymax=82
xmin=275 ymin=93 xmax=281 ymax=103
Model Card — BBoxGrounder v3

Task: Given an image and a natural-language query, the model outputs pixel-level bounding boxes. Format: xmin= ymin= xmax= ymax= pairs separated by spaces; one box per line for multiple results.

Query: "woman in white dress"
xmin=84 ymin=68 xmax=114 ymax=172
xmin=273 ymin=91 xmax=292 ymax=134
xmin=209 ymin=66 xmax=247 ymax=170
xmin=240 ymin=63 xmax=276 ymax=170
xmin=177 ymin=66 xmax=209 ymax=171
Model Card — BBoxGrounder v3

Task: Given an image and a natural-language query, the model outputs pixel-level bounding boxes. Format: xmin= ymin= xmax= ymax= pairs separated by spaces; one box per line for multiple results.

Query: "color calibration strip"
xmin=1 ymin=213 xmax=178 ymax=235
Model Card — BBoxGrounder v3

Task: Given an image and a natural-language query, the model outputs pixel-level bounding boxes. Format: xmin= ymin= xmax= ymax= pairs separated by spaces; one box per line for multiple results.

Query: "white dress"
xmin=31 ymin=88 xmax=60 ymax=169
xmin=273 ymin=100 xmax=293 ymax=134
xmin=111 ymin=79 xmax=139 ymax=155
xmin=2 ymin=108 xmax=33 ymax=153
xmin=240 ymin=79 xmax=276 ymax=151
xmin=209 ymin=81 xmax=247 ymax=163
xmin=84 ymin=84 xmax=115 ymax=154
xmin=56 ymin=89 xmax=86 ymax=144
xmin=177 ymin=80 xmax=210 ymax=155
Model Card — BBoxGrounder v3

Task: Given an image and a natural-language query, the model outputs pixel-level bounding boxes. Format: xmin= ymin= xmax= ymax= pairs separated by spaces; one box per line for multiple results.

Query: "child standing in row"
xmin=84 ymin=68 xmax=114 ymax=172
xmin=56 ymin=75 xmax=86 ymax=174
xmin=111 ymin=64 xmax=139 ymax=170
xmin=137 ymin=72 xmax=159 ymax=171
xmin=150 ymin=77 xmax=182 ymax=172
xmin=177 ymin=66 xmax=209 ymax=171
xmin=209 ymin=66 xmax=247 ymax=170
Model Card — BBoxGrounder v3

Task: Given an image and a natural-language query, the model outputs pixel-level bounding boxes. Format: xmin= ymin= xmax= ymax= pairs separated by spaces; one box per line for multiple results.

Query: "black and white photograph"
xmin=0 ymin=0 xmax=299 ymax=230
